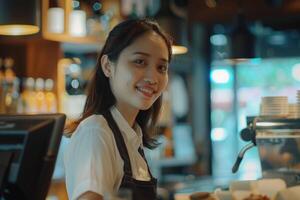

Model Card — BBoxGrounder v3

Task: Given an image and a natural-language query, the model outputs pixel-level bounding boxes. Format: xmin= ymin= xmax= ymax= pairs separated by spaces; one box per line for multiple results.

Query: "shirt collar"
xmin=110 ymin=106 xmax=143 ymax=149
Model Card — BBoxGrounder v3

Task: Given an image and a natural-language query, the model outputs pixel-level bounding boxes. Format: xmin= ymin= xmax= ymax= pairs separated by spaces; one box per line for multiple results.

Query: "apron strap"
xmin=102 ymin=110 xmax=133 ymax=177
xmin=138 ymin=147 xmax=154 ymax=178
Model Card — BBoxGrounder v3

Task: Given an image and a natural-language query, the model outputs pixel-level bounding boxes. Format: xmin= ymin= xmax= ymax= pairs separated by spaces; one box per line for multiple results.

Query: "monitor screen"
xmin=0 ymin=114 xmax=66 ymax=200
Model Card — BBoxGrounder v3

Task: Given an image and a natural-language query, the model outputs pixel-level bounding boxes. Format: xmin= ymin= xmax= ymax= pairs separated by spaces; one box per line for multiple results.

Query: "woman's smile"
xmin=135 ymin=85 xmax=157 ymax=99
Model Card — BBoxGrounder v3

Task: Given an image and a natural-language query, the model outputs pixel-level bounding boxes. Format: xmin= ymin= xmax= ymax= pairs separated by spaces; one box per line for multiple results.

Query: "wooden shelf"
xmin=41 ymin=0 xmax=106 ymax=45
xmin=42 ymin=32 xmax=104 ymax=44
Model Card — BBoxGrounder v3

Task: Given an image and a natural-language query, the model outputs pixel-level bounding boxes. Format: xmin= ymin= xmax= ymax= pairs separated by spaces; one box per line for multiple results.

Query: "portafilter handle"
xmin=232 ymin=119 xmax=258 ymax=173
xmin=232 ymin=142 xmax=256 ymax=173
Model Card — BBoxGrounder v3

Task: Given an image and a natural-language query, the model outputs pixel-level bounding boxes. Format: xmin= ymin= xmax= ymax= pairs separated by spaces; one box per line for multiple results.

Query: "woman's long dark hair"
xmin=65 ymin=19 xmax=173 ymax=149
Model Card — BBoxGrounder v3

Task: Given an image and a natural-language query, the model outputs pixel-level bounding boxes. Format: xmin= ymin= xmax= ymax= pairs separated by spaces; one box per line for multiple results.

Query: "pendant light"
xmin=229 ymin=1 xmax=255 ymax=62
xmin=230 ymin=13 xmax=255 ymax=61
xmin=155 ymin=0 xmax=188 ymax=55
xmin=0 ymin=0 xmax=40 ymax=35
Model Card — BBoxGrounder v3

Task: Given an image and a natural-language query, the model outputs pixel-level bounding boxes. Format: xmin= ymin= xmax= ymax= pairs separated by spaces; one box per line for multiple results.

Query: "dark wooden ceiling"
xmin=188 ymin=0 xmax=300 ymax=29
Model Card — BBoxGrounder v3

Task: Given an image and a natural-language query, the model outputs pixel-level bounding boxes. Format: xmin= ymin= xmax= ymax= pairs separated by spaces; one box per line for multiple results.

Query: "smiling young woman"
xmin=63 ymin=19 xmax=172 ymax=200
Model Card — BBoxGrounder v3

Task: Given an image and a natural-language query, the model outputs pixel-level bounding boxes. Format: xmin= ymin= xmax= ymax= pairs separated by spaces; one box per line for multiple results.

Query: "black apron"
xmin=102 ymin=110 xmax=157 ymax=200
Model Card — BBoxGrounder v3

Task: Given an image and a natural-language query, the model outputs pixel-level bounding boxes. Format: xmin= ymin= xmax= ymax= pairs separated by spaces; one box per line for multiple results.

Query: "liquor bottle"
xmin=1 ymin=57 xmax=16 ymax=113
xmin=45 ymin=78 xmax=57 ymax=113
xmin=35 ymin=78 xmax=47 ymax=113
xmin=3 ymin=57 xmax=16 ymax=83
xmin=4 ymin=78 xmax=20 ymax=114
xmin=21 ymin=77 xmax=37 ymax=114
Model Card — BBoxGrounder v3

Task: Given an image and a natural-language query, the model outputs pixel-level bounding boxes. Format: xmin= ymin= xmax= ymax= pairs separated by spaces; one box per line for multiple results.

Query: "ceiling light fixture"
xmin=0 ymin=0 xmax=40 ymax=36
xmin=155 ymin=0 xmax=188 ymax=55
xmin=228 ymin=0 xmax=256 ymax=62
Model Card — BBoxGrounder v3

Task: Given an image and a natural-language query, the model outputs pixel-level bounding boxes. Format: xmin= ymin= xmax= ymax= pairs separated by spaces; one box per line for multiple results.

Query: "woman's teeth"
xmin=137 ymin=87 xmax=154 ymax=96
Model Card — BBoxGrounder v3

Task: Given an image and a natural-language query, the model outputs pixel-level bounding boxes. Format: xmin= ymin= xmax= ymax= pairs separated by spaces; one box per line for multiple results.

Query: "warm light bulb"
xmin=0 ymin=25 xmax=39 ymax=35
xmin=172 ymin=45 xmax=188 ymax=55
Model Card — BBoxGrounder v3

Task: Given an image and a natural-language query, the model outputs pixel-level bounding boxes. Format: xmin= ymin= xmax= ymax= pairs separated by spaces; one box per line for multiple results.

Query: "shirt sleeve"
xmin=64 ymin=125 xmax=116 ymax=200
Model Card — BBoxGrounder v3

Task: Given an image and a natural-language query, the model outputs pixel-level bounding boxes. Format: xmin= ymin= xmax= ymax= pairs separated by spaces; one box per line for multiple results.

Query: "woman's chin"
xmin=137 ymin=102 xmax=153 ymax=110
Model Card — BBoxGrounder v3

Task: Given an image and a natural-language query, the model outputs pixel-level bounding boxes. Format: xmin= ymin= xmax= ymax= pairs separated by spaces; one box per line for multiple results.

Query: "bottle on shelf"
xmin=45 ymin=78 xmax=58 ymax=113
xmin=21 ymin=77 xmax=37 ymax=114
xmin=47 ymin=0 xmax=64 ymax=34
xmin=69 ymin=0 xmax=87 ymax=36
xmin=3 ymin=57 xmax=16 ymax=83
xmin=4 ymin=78 xmax=20 ymax=114
xmin=86 ymin=0 xmax=105 ymax=37
xmin=0 ymin=57 xmax=17 ymax=114
xmin=35 ymin=78 xmax=47 ymax=113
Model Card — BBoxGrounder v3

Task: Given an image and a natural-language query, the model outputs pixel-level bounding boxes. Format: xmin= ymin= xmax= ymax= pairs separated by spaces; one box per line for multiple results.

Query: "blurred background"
xmin=1 ymin=0 xmax=300 ymax=199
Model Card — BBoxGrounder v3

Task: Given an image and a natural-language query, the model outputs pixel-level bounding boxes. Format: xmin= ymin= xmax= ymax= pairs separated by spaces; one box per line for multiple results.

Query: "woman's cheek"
xmin=162 ymin=76 xmax=168 ymax=91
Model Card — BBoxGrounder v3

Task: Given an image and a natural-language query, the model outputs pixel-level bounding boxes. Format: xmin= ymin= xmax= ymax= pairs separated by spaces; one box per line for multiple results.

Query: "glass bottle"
xmin=5 ymin=78 xmax=20 ymax=114
xmin=3 ymin=57 xmax=16 ymax=83
xmin=35 ymin=78 xmax=47 ymax=113
xmin=45 ymin=78 xmax=57 ymax=113
xmin=21 ymin=77 xmax=37 ymax=114
xmin=1 ymin=57 xmax=16 ymax=114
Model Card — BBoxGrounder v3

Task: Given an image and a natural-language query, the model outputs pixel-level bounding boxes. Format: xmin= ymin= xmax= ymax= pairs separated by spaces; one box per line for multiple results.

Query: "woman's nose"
xmin=144 ymin=67 xmax=158 ymax=84
xmin=143 ymin=78 xmax=156 ymax=85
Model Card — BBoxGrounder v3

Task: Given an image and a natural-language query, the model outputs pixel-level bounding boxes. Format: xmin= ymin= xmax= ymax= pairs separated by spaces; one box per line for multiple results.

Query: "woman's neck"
xmin=115 ymin=104 xmax=139 ymax=127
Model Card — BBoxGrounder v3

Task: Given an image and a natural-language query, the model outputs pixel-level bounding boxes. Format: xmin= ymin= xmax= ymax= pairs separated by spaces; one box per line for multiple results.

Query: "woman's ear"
xmin=101 ymin=55 xmax=112 ymax=77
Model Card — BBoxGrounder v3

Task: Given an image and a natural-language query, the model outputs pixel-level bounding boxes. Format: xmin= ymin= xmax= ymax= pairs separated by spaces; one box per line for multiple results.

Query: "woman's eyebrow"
xmin=132 ymin=52 xmax=168 ymax=62
xmin=133 ymin=52 xmax=150 ymax=56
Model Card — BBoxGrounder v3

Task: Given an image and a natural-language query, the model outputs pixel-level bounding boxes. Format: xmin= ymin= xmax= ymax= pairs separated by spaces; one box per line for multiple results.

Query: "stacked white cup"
xmin=260 ymin=96 xmax=288 ymax=117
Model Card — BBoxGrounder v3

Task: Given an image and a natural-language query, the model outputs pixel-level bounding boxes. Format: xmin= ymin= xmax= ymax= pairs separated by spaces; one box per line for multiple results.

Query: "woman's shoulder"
xmin=80 ymin=114 xmax=107 ymax=127
xmin=74 ymin=114 xmax=111 ymax=137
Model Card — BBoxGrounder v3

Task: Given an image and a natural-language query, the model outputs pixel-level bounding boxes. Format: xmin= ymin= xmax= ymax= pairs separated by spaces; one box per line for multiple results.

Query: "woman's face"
xmin=107 ymin=31 xmax=169 ymax=112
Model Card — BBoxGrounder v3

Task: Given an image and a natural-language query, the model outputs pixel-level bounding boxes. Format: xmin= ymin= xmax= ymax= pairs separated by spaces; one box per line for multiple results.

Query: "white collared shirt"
xmin=64 ymin=106 xmax=150 ymax=200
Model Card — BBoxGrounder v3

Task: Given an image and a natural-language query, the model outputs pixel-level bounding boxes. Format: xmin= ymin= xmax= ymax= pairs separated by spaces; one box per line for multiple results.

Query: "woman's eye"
xmin=134 ymin=59 xmax=146 ymax=66
xmin=158 ymin=65 xmax=168 ymax=73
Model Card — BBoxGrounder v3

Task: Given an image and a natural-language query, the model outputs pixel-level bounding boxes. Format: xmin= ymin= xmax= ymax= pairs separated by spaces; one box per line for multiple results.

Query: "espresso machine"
xmin=233 ymin=116 xmax=300 ymax=186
